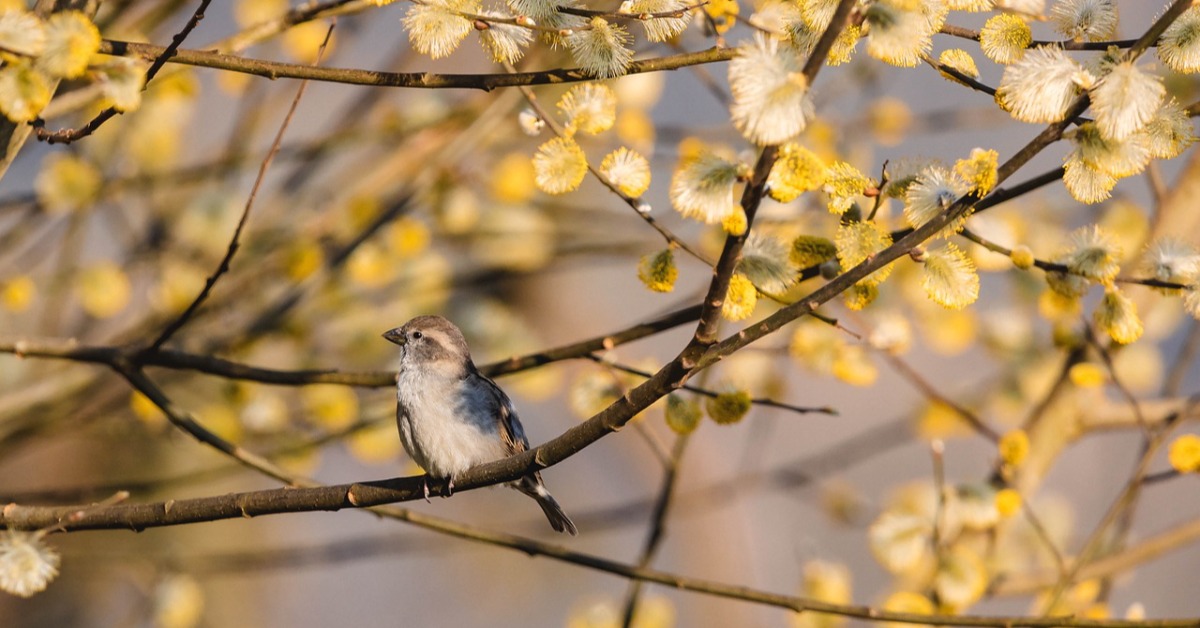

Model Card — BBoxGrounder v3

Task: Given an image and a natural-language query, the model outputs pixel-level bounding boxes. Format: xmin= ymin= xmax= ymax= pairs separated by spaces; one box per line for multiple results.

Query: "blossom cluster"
xmin=0 ymin=9 xmax=145 ymax=123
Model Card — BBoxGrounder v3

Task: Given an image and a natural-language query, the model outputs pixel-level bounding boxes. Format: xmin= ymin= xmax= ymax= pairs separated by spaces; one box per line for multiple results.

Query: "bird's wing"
xmin=470 ymin=370 xmax=529 ymax=455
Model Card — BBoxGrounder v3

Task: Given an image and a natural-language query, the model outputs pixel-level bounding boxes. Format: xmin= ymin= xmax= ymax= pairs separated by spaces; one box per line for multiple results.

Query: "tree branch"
xmin=96 ymin=40 xmax=737 ymax=90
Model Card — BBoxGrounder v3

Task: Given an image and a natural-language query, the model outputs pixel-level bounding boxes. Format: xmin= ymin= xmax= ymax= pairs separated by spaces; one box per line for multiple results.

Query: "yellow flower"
xmin=790 ymin=320 xmax=843 ymax=375
xmin=917 ymin=401 xmax=973 ymax=439
xmin=1168 ymin=434 xmax=1200 ymax=473
xmin=867 ymin=97 xmax=912 ymax=147
xmin=1094 ymin=286 xmax=1143 ymax=345
xmin=567 ymin=17 xmax=633 ymax=79
xmin=790 ymin=235 xmax=837 ymax=269
xmin=0 ymin=530 xmax=60 ymax=598
xmin=98 ymin=58 xmax=148 ymax=112
xmin=705 ymin=388 xmax=752 ymax=424
xmin=477 ymin=17 xmax=532 ymax=64
xmin=234 ymin=0 xmax=287 ymax=28
xmin=980 ymin=13 xmax=1031 ymax=65
xmin=347 ymin=420 xmax=403 ymax=464
xmin=533 ymin=137 xmax=588 ymax=195
xmin=768 ymin=143 xmax=827 ymax=203
xmin=843 ymin=283 xmax=878 ymax=311
xmin=76 ymin=262 xmax=131 ymax=319
xmin=402 ymin=0 xmax=474 ymax=59
xmin=934 ymin=545 xmax=987 ymax=609
xmin=918 ymin=307 xmax=977 ymax=356
xmin=1160 ymin=6 xmax=1200 ymax=73
xmin=285 ymin=241 xmax=324 ymax=281
xmin=1010 ymin=245 xmax=1035 ymax=269
xmin=637 ymin=248 xmax=677 ymax=293
xmin=130 ymin=391 xmax=166 ymax=428
xmin=703 ymin=0 xmax=738 ymax=33
xmin=150 ymin=262 xmax=205 ymax=314
xmin=302 ymin=384 xmax=360 ymax=430
xmin=721 ymin=273 xmax=757 ymax=321
xmin=722 ymin=206 xmax=748 ymax=236
xmin=0 ymin=9 xmax=46 ymax=57
xmin=862 ymin=0 xmax=937 ymax=68
xmin=0 ymin=61 xmax=51 ymax=122
xmin=491 ymin=152 xmax=536 ymax=204
xmin=1039 ymin=288 xmax=1081 ymax=321
xmin=346 ymin=242 xmax=394 ymax=287
xmin=558 ymin=83 xmax=617 ymax=136
xmin=671 ymin=145 xmax=743 ymax=224
xmin=386 ymin=216 xmax=432 ymax=259
xmin=197 ymin=403 xmax=243 ymax=443
xmin=824 ymin=162 xmax=873 ymax=214
xmin=953 ymin=148 xmax=999 ymax=195
xmin=241 ymin=389 xmax=291 ymax=434
xmin=869 ymin=511 xmax=932 ymax=574
xmin=793 ymin=561 xmax=852 ymax=628
xmin=1068 ymin=362 xmax=1106 ymax=388
xmin=729 ymin=33 xmax=815 ymax=146
xmin=1061 ymin=225 xmax=1122 ymax=283
xmin=569 ymin=369 xmax=622 ymax=419
xmin=995 ymin=488 xmax=1022 ymax=517
xmin=882 ymin=591 xmax=934 ymax=628
xmin=664 ymin=393 xmax=701 ymax=435
xmin=1 ymin=275 xmax=35 ymax=312
xmin=920 ymin=243 xmax=979 ymax=310
xmin=998 ymin=429 xmax=1030 ymax=467
xmin=153 ymin=574 xmax=205 ymax=628
xmin=832 ymin=345 xmax=877 ymax=386
xmin=41 ymin=11 xmax=100 ymax=79
xmin=938 ymin=48 xmax=979 ymax=86
xmin=616 ymin=108 xmax=655 ymax=149
xmin=826 ymin=24 xmax=862 ymax=65
xmin=599 ymin=147 xmax=651 ymax=197
xmin=835 ymin=220 xmax=894 ymax=287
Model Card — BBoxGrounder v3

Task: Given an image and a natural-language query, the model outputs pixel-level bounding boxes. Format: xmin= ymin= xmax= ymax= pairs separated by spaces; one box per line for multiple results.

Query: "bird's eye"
xmin=411 ymin=331 xmax=423 ymax=340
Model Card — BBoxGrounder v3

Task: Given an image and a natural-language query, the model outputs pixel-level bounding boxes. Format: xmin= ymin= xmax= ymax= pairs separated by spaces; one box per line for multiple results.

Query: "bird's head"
xmin=383 ymin=315 xmax=474 ymax=376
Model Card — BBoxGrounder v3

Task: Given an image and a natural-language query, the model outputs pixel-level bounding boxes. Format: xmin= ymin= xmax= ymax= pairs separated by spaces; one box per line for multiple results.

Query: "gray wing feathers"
xmin=468 ymin=370 xmax=529 ymax=455
xmin=469 ymin=370 xmax=577 ymax=535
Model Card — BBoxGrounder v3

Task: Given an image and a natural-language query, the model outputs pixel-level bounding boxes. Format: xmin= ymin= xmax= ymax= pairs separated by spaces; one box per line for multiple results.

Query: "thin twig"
xmin=1164 ymin=320 xmax=1200 ymax=397
xmin=35 ymin=0 xmax=213 ymax=144
xmin=621 ymin=435 xmax=689 ymax=628
xmin=958 ymin=229 xmax=1189 ymax=291
xmin=938 ymin=23 xmax=1141 ymax=51
xmin=877 ymin=350 xmax=1000 ymax=442
xmin=593 ymin=356 xmax=836 ymax=416
xmin=148 ymin=23 xmax=336 ymax=350
xmin=1083 ymin=324 xmax=1149 ymax=435
xmin=1041 ymin=395 xmax=1199 ymax=610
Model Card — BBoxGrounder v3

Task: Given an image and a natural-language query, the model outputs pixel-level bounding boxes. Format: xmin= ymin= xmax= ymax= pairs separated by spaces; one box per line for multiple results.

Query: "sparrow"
xmin=382 ymin=315 xmax=577 ymax=535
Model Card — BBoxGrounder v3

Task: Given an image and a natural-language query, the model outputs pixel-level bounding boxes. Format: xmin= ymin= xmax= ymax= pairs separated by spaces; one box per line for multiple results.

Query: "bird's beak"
xmin=382 ymin=328 xmax=405 ymax=346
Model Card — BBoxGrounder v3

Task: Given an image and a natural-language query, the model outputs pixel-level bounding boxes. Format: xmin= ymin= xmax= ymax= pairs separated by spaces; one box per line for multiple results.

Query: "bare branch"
xmin=96 ymin=40 xmax=737 ymax=90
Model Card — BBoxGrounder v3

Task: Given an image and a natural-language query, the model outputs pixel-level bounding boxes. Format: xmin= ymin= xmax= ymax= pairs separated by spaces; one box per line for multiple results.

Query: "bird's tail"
xmin=516 ymin=475 xmax=578 ymax=535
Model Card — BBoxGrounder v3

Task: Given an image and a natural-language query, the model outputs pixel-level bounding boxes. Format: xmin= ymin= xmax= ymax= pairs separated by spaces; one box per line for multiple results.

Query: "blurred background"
xmin=1 ymin=0 xmax=1199 ymax=626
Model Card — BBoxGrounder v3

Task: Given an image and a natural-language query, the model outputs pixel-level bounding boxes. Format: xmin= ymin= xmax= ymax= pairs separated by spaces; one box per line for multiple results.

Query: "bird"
xmin=382 ymin=315 xmax=578 ymax=535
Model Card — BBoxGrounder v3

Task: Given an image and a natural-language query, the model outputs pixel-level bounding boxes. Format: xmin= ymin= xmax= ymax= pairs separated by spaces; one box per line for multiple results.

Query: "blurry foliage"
xmin=1 ymin=0 xmax=1200 ymax=627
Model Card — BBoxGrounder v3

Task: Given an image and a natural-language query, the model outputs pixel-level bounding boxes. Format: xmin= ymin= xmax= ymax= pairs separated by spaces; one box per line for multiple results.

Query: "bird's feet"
xmin=445 ymin=477 xmax=455 ymax=497
xmin=422 ymin=477 xmax=431 ymax=503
